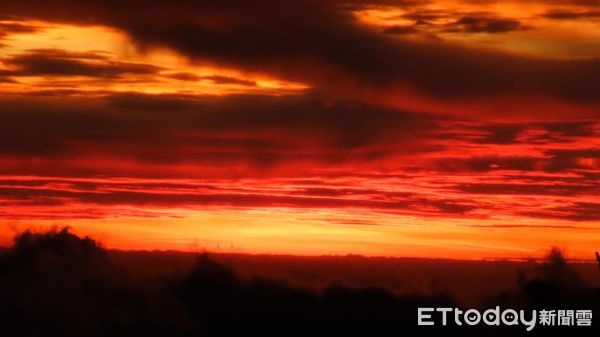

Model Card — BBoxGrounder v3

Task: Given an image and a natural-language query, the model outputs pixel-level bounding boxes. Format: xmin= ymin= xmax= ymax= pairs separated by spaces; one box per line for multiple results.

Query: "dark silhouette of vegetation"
xmin=0 ymin=228 xmax=598 ymax=336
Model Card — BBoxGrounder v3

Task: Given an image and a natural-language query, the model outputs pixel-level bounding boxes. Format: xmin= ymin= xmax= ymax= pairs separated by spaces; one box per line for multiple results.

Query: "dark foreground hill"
xmin=107 ymin=248 xmax=600 ymax=306
xmin=0 ymin=228 xmax=598 ymax=336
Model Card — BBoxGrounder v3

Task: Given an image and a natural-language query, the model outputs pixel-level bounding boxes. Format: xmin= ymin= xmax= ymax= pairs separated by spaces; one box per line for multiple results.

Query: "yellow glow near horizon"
xmin=3 ymin=208 xmax=599 ymax=260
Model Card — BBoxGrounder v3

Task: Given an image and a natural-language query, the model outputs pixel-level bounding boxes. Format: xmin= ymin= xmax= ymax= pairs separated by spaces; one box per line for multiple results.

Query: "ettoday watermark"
xmin=417 ymin=307 xmax=592 ymax=331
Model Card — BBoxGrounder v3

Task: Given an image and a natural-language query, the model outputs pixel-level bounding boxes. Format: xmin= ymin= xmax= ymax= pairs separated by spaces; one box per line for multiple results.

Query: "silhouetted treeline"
xmin=0 ymin=228 xmax=598 ymax=336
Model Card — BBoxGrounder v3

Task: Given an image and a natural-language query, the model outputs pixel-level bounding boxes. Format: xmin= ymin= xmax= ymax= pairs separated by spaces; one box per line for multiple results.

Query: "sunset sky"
xmin=0 ymin=0 xmax=599 ymax=260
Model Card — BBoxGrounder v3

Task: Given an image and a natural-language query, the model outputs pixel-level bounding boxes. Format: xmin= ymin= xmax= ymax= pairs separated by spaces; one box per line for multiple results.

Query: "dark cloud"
xmin=383 ymin=25 xmax=420 ymax=35
xmin=0 ymin=92 xmax=439 ymax=165
xmin=545 ymin=148 xmax=600 ymax=171
xmin=543 ymin=10 xmax=600 ymax=20
xmin=384 ymin=12 xmax=527 ymax=40
xmin=444 ymin=15 xmax=526 ymax=33
xmin=1 ymin=49 xmax=162 ymax=78
xmin=540 ymin=121 xmax=597 ymax=137
xmin=477 ymin=124 xmax=523 ymax=144
xmin=2 ymin=89 xmax=596 ymax=180
xmin=298 ymin=187 xmax=385 ymax=197
xmin=436 ymin=121 xmax=597 ymax=145
xmin=454 ymin=182 xmax=600 ymax=196
xmin=522 ymin=202 xmax=600 ymax=221
xmin=476 ymin=121 xmax=597 ymax=144
xmin=423 ymin=199 xmax=475 ymax=214
xmin=165 ymin=72 xmax=203 ymax=81
xmin=433 ymin=147 xmax=600 ymax=173
xmin=165 ymin=73 xmax=257 ymax=86
xmin=433 ymin=156 xmax=540 ymax=172
xmin=0 ymin=21 xmax=39 ymax=38
xmin=402 ymin=10 xmax=451 ymax=23
xmin=1 ymin=1 xmax=600 ymax=106
xmin=201 ymin=75 xmax=257 ymax=86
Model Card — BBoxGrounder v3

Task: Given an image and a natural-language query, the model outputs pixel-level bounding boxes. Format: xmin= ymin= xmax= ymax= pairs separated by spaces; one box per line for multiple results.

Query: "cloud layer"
xmin=0 ymin=0 xmax=599 ymax=258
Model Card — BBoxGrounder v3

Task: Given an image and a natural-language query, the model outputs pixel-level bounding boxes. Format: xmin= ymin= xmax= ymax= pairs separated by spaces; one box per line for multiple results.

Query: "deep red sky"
xmin=0 ymin=0 xmax=599 ymax=259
